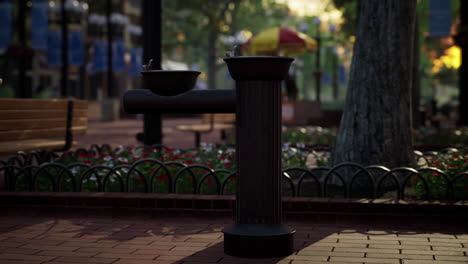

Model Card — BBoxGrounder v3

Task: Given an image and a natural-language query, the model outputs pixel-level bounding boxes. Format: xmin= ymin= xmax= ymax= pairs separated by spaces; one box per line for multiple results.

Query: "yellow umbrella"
xmin=243 ymin=27 xmax=317 ymax=55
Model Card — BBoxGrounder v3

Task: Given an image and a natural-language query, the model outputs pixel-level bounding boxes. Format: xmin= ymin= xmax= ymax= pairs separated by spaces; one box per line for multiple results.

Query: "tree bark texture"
xmin=412 ymin=17 xmax=421 ymax=128
xmin=332 ymin=0 xmax=416 ymax=168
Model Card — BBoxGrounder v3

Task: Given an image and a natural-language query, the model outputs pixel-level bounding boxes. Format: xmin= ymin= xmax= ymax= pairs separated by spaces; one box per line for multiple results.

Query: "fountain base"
xmin=222 ymin=224 xmax=295 ymax=258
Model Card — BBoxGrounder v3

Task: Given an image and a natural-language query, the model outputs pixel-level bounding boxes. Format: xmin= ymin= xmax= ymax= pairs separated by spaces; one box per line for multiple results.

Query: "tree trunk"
xmin=412 ymin=17 xmax=421 ymax=128
xmin=207 ymin=29 xmax=217 ymax=90
xmin=332 ymin=0 xmax=416 ymax=168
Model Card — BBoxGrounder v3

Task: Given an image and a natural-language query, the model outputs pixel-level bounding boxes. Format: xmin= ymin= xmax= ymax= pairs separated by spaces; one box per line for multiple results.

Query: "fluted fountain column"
xmin=222 ymin=56 xmax=296 ymax=258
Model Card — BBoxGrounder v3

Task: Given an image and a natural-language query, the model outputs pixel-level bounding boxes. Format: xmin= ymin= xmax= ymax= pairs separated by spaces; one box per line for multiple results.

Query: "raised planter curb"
xmin=1 ymin=192 xmax=467 ymax=225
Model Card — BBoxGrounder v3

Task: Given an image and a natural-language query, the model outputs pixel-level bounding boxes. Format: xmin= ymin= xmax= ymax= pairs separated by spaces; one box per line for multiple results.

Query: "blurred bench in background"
xmin=282 ymin=100 xmax=323 ymax=126
xmin=175 ymin=113 xmax=235 ymax=148
xmin=0 ymin=98 xmax=88 ymax=155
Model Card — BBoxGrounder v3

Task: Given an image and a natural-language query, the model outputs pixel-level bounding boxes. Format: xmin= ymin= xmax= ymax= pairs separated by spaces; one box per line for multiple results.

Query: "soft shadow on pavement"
xmin=172 ymin=225 xmax=334 ymax=264
xmin=0 ymin=210 xmax=467 ymax=264
xmin=0 ymin=210 xmax=335 ymax=264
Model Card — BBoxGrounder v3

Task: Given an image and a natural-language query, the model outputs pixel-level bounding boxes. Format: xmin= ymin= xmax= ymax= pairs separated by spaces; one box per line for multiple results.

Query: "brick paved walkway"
xmin=74 ymin=117 xmax=231 ymax=150
xmin=0 ymin=213 xmax=467 ymax=264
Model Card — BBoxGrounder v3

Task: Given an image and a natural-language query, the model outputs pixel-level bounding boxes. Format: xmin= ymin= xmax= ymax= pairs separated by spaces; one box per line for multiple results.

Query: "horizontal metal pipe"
xmin=123 ymin=89 xmax=236 ymax=114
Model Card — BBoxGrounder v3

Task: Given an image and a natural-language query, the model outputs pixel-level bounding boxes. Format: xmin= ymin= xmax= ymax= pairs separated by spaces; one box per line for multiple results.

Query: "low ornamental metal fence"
xmin=1 ymin=145 xmax=467 ymax=201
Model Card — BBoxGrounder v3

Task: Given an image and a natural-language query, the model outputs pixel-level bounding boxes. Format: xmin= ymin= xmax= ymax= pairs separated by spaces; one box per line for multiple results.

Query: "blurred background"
xmin=0 ymin=0 xmax=462 ymax=127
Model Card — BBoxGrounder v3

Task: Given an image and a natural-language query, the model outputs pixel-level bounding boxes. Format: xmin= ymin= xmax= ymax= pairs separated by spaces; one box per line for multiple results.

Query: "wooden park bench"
xmin=0 ymin=98 xmax=88 ymax=155
xmin=175 ymin=113 xmax=235 ymax=147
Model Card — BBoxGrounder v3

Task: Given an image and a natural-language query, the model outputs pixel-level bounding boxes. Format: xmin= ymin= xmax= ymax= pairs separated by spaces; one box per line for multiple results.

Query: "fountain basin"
xmin=141 ymin=70 xmax=201 ymax=96
xmin=224 ymin=56 xmax=293 ymax=81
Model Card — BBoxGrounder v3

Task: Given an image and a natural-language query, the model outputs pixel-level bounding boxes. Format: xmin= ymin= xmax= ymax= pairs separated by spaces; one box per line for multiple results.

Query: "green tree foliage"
xmin=331 ymin=0 xmax=358 ymax=37
xmin=333 ymin=0 xmax=461 ymax=93
xmin=162 ymin=0 xmax=289 ymax=89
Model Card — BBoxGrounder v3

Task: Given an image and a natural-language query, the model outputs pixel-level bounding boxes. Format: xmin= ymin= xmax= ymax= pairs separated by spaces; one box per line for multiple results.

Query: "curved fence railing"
xmin=1 ymin=145 xmax=467 ymax=201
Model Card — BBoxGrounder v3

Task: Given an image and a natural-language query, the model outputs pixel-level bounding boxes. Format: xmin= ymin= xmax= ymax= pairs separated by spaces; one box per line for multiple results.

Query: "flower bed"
xmin=414 ymin=150 xmax=468 ymax=199
xmin=1 ymin=144 xmax=320 ymax=195
xmin=1 ymin=144 xmax=467 ymax=200
xmin=414 ymin=128 xmax=468 ymax=148
xmin=282 ymin=126 xmax=336 ymax=146
xmin=282 ymin=126 xmax=468 ymax=150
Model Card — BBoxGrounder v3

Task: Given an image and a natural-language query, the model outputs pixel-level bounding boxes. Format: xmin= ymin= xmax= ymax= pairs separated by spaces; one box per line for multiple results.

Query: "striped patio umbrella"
xmin=243 ymin=27 xmax=318 ymax=55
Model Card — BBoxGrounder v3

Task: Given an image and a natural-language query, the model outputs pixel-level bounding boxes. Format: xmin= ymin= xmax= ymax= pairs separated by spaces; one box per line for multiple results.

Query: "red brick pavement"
xmin=0 ymin=213 xmax=467 ymax=264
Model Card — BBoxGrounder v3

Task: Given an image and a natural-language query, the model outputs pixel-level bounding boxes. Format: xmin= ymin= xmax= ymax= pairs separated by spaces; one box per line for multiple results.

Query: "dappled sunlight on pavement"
xmin=0 ymin=212 xmax=467 ymax=264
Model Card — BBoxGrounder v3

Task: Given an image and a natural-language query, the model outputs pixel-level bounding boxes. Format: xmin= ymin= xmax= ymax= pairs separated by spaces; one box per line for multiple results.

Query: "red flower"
xmin=446 ymin=165 xmax=460 ymax=170
xmin=430 ymin=173 xmax=440 ymax=178
xmin=157 ymin=175 xmax=168 ymax=183
xmin=142 ymin=153 xmax=150 ymax=158
xmin=79 ymin=152 xmax=87 ymax=158
xmin=207 ymin=177 xmax=212 ymax=185
xmin=165 ymin=148 xmax=174 ymax=154
xmin=224 ymin=163 xmax=232 ymax=168
xmin=135 ymin=176 xmax=144 ymax=183
xmin=83 ymin=160 xmax=92 ymax=164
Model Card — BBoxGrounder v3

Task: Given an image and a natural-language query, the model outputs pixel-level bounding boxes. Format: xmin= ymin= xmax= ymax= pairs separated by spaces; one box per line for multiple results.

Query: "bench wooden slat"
xmin=73 ymin=125 xmax=87 ymax=136
xmin=175 ymin=114 xmax=236 ymax=133
xmin=0 ymin=126 xmax=87 ymax=142
xmin=0 ymin=98 xmax=88 ymax=154
xmin=73 ymin=109 xmax=88 ymax=118
xmin=0 ymin=109 xmax=87 ymax=120
xmin=0 ymin=110 xmax=66 ymax=120
xmin=74 ymin=100 xmax=88 ymax=109
xmin=0 ymin=118 xmax=87 ymax=131
xmin=0 ymin=99 xmax=68 ymax=110
xmin=201 ymin=113 xmax=236 ymax=123
xmin=176 ymin=123 xmax=234 ymax=132
xmin=0 ymin=98 xmax=87 ymax=110
xmin=0 ymin=140 xmax=78 ymax=155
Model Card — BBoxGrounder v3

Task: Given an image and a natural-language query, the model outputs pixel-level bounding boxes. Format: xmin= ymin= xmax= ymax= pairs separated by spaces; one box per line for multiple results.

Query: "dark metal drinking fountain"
xmin=222 ymin=56 xmax=296 ymax=258
xmin=123 ymin=55 xmax=295 ymax=258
